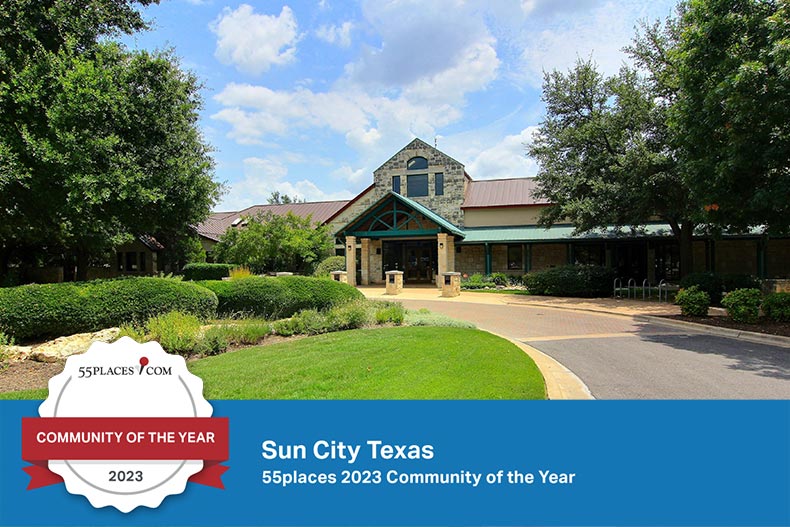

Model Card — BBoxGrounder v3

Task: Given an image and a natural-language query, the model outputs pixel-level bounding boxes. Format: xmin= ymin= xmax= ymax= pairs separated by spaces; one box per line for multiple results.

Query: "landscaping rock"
xmin=29 ymin=328 xmax=120 ymax=363
xmin=4 ymin=345 xmax=33 ymax=362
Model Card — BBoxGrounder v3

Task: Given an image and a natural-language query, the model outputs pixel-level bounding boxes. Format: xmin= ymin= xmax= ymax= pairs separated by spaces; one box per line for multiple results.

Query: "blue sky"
xmin=124 ymin=0 xmax=678 ymax=211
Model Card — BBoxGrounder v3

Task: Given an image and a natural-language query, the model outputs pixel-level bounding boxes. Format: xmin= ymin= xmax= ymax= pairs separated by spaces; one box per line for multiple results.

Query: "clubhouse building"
xmin=198 ymin=139 xmax=789 ymax=287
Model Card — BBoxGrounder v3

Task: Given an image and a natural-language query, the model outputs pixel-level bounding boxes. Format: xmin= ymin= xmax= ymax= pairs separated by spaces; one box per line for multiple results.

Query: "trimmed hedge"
xmin=182 ymin=263 xmax=237 ymax=281
xmin=198 ymin=276 xmax=363 ymax=319
xmin=524 ymin=265 xmax=616 ymax=297
xmin=679 ymin=272 xmax=760 ymax=305
xmin=762 ymin=292 xmax=790 ymax=322
xmin=0 ymin=277 xmax=218 ymax=341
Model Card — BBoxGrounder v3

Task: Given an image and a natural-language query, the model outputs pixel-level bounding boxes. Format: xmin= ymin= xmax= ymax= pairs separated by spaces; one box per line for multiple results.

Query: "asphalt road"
xmin=399 ymin=299 xmax=790 ymax=399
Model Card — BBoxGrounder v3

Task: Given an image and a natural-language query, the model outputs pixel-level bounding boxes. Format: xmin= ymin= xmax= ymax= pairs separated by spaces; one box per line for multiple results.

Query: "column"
xmin=446 ymin=235 xmax=455 ymax=272
xmin=437 ymin=233 xmax=448 ymax=288
xmin=484 ymin=243 xmax=492 ymax=275
xmin=360 ymin=238 xmax=370 ymax=285
xmin=345 ymin=235 xmax=356 ymax=287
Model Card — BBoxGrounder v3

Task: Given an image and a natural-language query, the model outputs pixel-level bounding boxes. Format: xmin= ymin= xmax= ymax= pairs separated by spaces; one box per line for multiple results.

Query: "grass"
xmin=0 ymin=325 xmax=546 ymax=401
xmin=189 ymin=326 xmax=545 ymax=400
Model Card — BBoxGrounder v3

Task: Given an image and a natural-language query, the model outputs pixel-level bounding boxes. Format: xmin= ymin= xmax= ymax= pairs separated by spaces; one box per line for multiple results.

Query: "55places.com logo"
xmin=77 ymin=357 xmax=172 ymax=378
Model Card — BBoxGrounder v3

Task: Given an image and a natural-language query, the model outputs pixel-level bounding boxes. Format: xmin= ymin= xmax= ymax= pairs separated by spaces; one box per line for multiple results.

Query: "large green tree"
xmin=213 ymin=212 xmax=333 ymax=275
xmin=528 ymin=58 xmax=699 ymax=276
xmin=0 ymin=0 xmax=221 ymax=281
xmin=667 ymin=0 xmax=790 ymax=234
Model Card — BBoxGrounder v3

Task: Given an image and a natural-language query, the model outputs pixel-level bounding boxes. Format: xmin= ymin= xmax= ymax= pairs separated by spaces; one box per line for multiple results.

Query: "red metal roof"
xmin=196 ymin=201 xmax=350 ymax=241
xmin=462 ymin=178 xmax=549 ymax=208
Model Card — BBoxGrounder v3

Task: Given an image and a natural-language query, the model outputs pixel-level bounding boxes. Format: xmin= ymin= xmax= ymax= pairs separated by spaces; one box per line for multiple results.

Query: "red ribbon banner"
xmin=21 ymin=417 xmax=229 ymax=490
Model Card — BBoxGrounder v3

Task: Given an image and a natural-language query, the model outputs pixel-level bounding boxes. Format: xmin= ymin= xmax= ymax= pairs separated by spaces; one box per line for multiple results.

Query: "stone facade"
xmin=372 ymin=138 xmax=467 ymax=228
xmin=530 ymin=244 xmax=568 ymax=271
xmin=455 ymin=245 xmax=485 ymax=275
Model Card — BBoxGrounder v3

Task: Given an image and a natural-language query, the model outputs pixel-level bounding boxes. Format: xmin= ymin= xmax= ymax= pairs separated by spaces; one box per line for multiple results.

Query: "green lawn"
xmin=191 ymin=326 xmax=545 ymax=399
xmin=0 ymin=326 xmax=546 ymax=400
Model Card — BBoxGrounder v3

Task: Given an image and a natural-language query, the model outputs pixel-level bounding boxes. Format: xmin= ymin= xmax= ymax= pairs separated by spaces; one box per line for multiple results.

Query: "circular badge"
xmin=36 ymin=337 xmax=217 ymax=512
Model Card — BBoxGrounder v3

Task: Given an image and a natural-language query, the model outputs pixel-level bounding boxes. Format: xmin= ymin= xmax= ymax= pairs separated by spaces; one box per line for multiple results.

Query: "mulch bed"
xmin=0 ymin=361 xmax=64 ymax=393
xmin=662 ymin=315 xmax=790 ymax=338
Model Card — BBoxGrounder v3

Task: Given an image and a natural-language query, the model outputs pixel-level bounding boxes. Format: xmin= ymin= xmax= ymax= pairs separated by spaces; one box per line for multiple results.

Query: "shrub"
xmin=182 ymin=263 xmax=237 ymax=281
xmin=228 ymin=266 xmax=253 ymax=280
xmin=461 ymin=274 xmax=494 ymax=290
xmin=490 ymin=273 xmax=509 ymax=286
xmin=219 ymin=320 xmax=273 ymax=345
xmin=145 ymin=311 xmax=202 ymax=356
xmin=272 ymin=318 xmax=297 ymax=337
xmin=325 ymin=300 xmax=372 ymax=330
xmin=290 ymin=309 xmax=332 ymax=335
xmin=0 ymin=331 xmax=15 ymax=364
xmin=0 ymin=277 xmax=218 ymax=341
xmin=404 ymin=311 xmax=476 ymax=328
xmin=721 ymin=288 xmax=763 ymax=324
xmin=524 ymin=265 xmax=615 ymax=297
xmin=313 ymin=256 xmax=346 ymax=277
xmin=679 ymin=272 xmax=760 ymax=305
xmin=762 ymin=292 xmax=790 ymax=322
xmin=197 ymin=326 xmax=229 ymax=356
xmin=375 ymin=303 xmax=406 ymax=325
xmin=675 ymin=286 xmax=710 ymax=316
xmin=199 ymin=276 xmax=363 ymax=319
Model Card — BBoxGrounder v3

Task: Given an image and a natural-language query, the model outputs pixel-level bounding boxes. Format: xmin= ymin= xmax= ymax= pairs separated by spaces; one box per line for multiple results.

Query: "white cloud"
xmin=348 ymin=0 xmax=500 ymax=103
xmin=316 ymin=21 xmax=354 ymax=48
xmin=330 ymin=165 xmax=367 ymax=184
xmin=520 ymin=0 xmax=601 ymax=17
xmin=218 ymin=157 xmax=354 ymax=210
xmin=211 ymin=5 xmax=299 ymax=75
xmin=515 ymin=1 xmax=670 ymax=87
xmin=462 ymin=128 xmax=541 ymax=180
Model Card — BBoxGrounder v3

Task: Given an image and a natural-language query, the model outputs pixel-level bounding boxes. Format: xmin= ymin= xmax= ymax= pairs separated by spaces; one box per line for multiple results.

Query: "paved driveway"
xmin=396 ymin=298 xmax=790 ymax=399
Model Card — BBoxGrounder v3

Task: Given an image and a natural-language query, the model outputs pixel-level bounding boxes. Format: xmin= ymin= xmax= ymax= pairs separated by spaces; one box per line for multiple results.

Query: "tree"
xmin=667 ymin=0 xmax=790 ymax=234
xmin=267 ymin=191 xmax=305 ymax=204
xmin=213 ymin=212 xmax=333 ymax=274
xmin=0 ymin=0 xmax=221 ymax=281
xmin=528 ymin=58 xmax=700 ymax=276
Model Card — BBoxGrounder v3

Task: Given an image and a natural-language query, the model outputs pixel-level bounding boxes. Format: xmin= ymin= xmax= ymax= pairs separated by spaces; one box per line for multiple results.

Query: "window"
xmin=125 ymin=252 xmax=137 ymax=272
xmin=435 ymin=172 xmax=444 ymax=196
xmin=407 ymin=156 xmax=428 ymax=170
xmin=507 ymin=245 xmax=523 ymax=271
xmin=574 ymin=244 xmax=605 ymax=266
xmin=116 ymin=252 xmax=123 ymax=271
xmin=392 ymin=175 xmax=401 ymax=194
xmin=139 ymin=252 xmax=147 ymax=272
xmin=407 ymin=174 xmax=428 ymax=197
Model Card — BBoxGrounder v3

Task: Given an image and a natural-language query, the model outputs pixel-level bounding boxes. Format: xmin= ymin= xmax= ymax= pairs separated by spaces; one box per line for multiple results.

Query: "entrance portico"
xmin=337 ymin=191 xmax=463 ymax=287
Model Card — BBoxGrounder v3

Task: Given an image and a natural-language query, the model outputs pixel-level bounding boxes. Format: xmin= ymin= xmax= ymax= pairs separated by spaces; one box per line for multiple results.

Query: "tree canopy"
xmin=213 ymin=212 xmax=333 ymax=275
xmin=667 ymin=0 xmax=789 ymax=234
xmin=0 ymin=0 xmax=221 ymax=281
xmin=528 ymin=0 xmax=789 ymax=277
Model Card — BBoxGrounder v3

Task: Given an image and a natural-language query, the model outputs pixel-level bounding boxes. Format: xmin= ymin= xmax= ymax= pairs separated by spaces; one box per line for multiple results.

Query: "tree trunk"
xmin=75 ymin=250 xmax=89 ymax=282
xmin=678 ymin=222 xmax=695 ymax=279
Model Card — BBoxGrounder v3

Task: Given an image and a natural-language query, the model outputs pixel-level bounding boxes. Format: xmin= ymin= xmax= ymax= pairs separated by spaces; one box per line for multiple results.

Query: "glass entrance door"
xmin=383 ymin=241 xmax=436 ymax=283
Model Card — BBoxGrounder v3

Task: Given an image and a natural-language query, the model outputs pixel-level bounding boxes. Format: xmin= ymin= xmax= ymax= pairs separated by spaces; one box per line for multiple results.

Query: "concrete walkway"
xmin=359 ymin=286 xmax=790 ymax=400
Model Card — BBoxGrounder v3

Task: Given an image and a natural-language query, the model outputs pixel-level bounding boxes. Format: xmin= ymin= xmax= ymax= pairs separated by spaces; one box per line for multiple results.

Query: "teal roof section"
xmin=460 ymin=224 xmax=678 ymax=243
xmin=391 ymin=192 xmax=465 ymax=237
xmin=339 ymin=191 xmax=465 ymax=238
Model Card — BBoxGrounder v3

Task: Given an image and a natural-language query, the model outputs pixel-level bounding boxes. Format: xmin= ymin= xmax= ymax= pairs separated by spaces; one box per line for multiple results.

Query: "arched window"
xmin=407 ymin=156 xmax=428 ymax=170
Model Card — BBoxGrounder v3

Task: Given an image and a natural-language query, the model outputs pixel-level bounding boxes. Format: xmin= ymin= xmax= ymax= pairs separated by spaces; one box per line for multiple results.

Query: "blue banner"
xmin=1 ymin=400 xmax=788 ymax=526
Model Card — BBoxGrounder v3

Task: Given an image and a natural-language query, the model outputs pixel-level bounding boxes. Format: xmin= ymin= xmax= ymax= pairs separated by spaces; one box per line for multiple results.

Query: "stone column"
xmin=447 ymin=235 xmax=455 ymax=272
xmin=437 ymin=233 xmax=449 ymax=288
xmin=360 ymin=238 xmax=370 ymax=286
xmin=371 ymin=239 xmax=383 ymax=283
xmin=345 ymin=236 xmax=356 ymax=287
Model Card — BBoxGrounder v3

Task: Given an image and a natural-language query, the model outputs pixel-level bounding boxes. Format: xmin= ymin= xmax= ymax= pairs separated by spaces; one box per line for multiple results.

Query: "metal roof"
xmin=462 ymin=178 xmax=550 ymax=209
xmin=460 ymin=224 xmax=678 ymax=243
xmin=196 ymin=201 xmax=350 ymax=241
